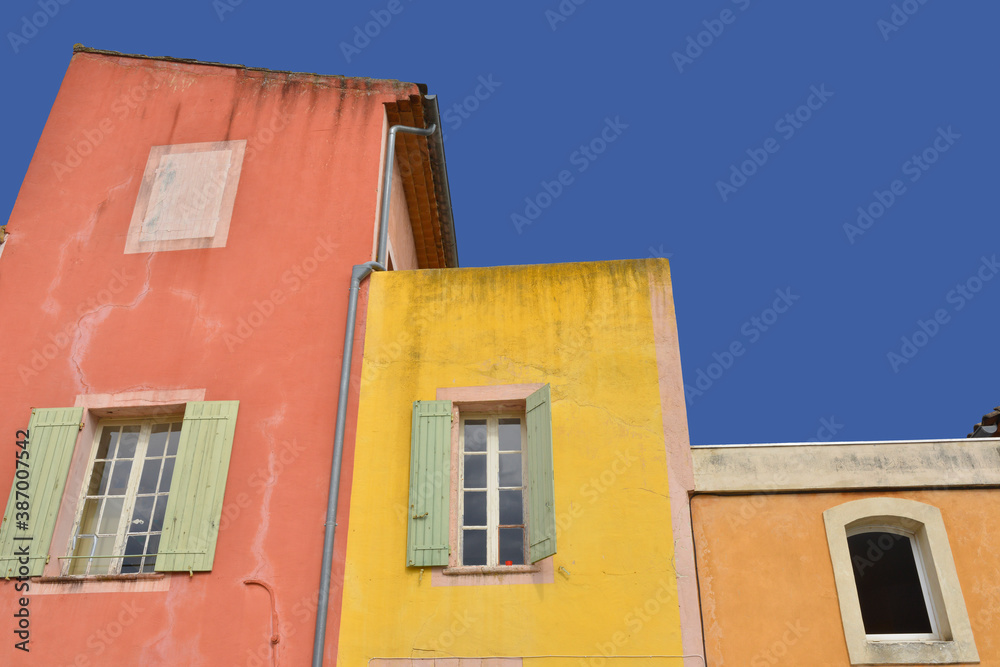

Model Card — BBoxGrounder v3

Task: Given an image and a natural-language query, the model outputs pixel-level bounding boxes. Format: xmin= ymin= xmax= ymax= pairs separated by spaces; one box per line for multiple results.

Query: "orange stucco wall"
xmin=692 ymin=489 xmax=1000 ymax=666
xmin=0 ymin=50 xmax=418 ymax=665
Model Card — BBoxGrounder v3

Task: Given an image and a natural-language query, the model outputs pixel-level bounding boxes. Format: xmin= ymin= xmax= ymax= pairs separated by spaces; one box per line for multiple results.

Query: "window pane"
xmin=463 ymin=529 xmax=487 ymax=566
xmin=148 ymin=424 xmax=169 ymax=457
xmin=130 ymin=495 xmax=155 ymax=533
xmin=499 ymin=490 xmax=523 ymax=525
xmin=117 ymin=426 xmax=140 ymax=459
xmin=107 ymin=460 xmax=133 ymax=495
xmin=99 ymin=497 xmax=125 ymax=534
xmin=499 ymin=418 xmax=521 ymax=451
xmin=151 ymin=495 xmax=169 ymax=532
xmin=96 ymin=428 xmax=116 ymax=460
xmin=160 ymin=457 xmax=176 ymax=493
xmin=499 ymin=527 xmax=524 ymax=565
xmin=78 ymin=498 xmax=100 ymax=534
xmin=848 ymin=531 xmax=933 ymax=635
xmin=88 ymin=461 xmax=110 ymax=496
xmin=143 ymin=535 xmax=161 ymax=573
xmin=122 ymin=535 xmax=146 ymax=574
xmin=92 ymin=536 xmax=116 ymax=574
xmin=499 ymin=453 xmax=522 ymax=487
xmin=463 ymin=491 xmax=487 ymax=527
xmin=69 ymin=535 xmax=95 ymax=575
xmin=464 ymin=420 xmax=487 ymax=452
xmin=166 ymin=428 xmax=180 ymax=456
xmin=463 ymin=454 xmax=487 ymax=489
xmin=139 ymin=458 xmax=162 ymax=494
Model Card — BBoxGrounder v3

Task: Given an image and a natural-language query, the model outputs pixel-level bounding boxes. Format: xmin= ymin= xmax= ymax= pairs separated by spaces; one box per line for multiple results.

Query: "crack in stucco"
xmin=43 ymin=177 xmax=133 ymax=315
xmin=69 ymin=252 xmax=155 ymax=393
xmin=249 ymin=408 xmax=285 ymax=582
xmin=168 ymin=287 xmax=225 ymax=339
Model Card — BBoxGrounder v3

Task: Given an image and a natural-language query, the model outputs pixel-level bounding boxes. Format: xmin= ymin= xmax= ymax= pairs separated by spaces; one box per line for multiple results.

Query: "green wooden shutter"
xmin=0 ymin=407 xmax=83 ymax=577
xmin=406 ymin=400 xmax=452 ymax=567
xmin=156 ymin=400 xmax=239 ymax=572
xmin=527 ymin=385 xmax=556 ymax=562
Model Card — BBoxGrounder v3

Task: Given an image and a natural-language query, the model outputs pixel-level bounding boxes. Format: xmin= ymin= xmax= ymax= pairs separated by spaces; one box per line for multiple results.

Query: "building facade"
xmin=0 ymin=46 xmax=455 ymax=665
xmin=340 ymin=259 xmax=702 ymax=665
xmin=6 ymin=44 xmax=988 ymax=667
xmin=0 ymin=47 xmax=701 ymax=666
xmin=691 ymin=439 xmax=999 ymax=665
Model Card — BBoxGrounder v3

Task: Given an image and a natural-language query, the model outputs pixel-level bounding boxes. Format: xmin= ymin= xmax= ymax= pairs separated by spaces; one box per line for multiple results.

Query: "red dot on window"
xmin=505 ymin=560 xmax=512 ymax=566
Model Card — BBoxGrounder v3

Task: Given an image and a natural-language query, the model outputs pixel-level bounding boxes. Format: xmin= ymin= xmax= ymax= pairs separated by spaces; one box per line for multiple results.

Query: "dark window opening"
xmin=848 ymin=531 xmax=933 ymax=635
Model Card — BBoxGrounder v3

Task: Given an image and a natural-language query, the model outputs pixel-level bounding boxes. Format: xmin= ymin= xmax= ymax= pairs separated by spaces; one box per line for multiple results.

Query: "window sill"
xmin=857 ymin=638 xmax=979 ymax=665
xmin=36 ymin=573 xmax=166 ymax=584
xmin=442 ymin=564 xmax=540 ymax=576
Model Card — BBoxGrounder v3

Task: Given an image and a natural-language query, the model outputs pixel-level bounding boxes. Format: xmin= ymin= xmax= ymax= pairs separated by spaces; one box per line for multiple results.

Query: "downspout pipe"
xmin=377 ymin=124 xmax=437 ymax=267
xmin=311 ymin=122 xmax=437 ymax=667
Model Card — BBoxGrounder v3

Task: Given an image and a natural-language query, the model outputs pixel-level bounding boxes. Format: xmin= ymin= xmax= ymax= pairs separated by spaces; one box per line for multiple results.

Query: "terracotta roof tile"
xmin=967 ymin=406 xmax=1000 ymax=438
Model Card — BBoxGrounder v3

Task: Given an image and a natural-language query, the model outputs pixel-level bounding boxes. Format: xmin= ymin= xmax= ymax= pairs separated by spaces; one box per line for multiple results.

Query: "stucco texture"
xmin=692 ymin=489 xmax=1000 ymax=666
xmin=0 ymin=50 xmax=417 ymax=665
xmin=341 ymin=260 xmax=688 ymax=666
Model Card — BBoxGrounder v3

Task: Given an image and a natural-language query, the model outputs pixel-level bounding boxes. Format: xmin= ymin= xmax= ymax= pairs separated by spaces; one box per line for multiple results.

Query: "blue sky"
xmin=2 ymin=1 xmax=996 ymax=445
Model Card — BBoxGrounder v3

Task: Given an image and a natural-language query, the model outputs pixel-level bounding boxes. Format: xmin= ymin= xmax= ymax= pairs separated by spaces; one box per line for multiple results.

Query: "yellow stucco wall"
xmin=340 ymin=259 xmax=687 ymax=666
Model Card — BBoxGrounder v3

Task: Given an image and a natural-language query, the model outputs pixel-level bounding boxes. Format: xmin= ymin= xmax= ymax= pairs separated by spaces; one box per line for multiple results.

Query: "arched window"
xmin=823 ymin=498 xmax=978 ymax=664
xmin=846 ymin=526 xmax=935 ymax=639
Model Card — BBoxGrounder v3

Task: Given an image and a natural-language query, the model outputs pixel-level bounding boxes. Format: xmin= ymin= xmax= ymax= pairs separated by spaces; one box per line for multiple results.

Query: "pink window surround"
xmin=431 ymin=384 xmax=554 ymax=587
xmin=32 ymin=388 xmax=206 ymax=595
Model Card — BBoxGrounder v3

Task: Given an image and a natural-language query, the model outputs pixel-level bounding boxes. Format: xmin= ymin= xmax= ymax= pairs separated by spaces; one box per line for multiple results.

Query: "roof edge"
xmin=692 ymin=437 xmax=1000 ymax=493
xmin=72 ymin=44 xmax=409 ymax=87
xmin=421 ymin=95 xmax=459 ymax=268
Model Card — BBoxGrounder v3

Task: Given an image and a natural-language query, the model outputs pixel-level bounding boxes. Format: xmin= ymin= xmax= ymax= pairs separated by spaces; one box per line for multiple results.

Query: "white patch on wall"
xmin=125 ymin=140 xmax=246 ymax=254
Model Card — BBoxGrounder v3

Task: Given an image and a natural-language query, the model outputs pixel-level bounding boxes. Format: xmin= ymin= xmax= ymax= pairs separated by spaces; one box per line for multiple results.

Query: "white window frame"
xmin=844 ymin=524 xmax=939 ymax=642
xmin=824 ymin=498 xmax=979 ymax=665
xmin=64 ymin=415 xmax=182 ymax=576
xmin=456 ymin=412 xmax=529 ymax=568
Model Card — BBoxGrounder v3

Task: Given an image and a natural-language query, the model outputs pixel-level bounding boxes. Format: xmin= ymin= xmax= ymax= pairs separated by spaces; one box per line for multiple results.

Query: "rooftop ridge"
xmin=72 ymin=44 xmax=409 ymax=87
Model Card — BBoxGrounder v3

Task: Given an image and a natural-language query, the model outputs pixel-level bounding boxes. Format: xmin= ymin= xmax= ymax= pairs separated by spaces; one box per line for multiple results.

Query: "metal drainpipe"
xmin=311 ymin=122 xmax=437 ymax=667
xmin=376 ymin=124 xmax=437 ymax=266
